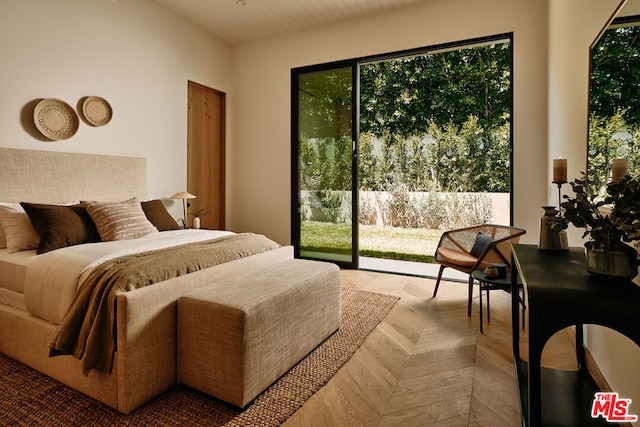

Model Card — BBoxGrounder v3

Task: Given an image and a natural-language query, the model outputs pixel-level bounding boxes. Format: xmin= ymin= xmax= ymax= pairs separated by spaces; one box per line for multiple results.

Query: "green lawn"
xmin=301 ymin=221 xmax=442 ymax=263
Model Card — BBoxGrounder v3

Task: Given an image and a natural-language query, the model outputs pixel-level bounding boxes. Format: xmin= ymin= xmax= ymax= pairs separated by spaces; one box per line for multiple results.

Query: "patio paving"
xmin=359 ymin=257 xmax=468 ymax=282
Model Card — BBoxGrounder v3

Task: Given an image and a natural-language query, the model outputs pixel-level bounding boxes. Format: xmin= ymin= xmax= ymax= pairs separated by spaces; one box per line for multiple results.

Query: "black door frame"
xmin=291 ymin=59 xmax=360 ymax=269
xmin=291 ymin=33 xmax=514 ymax=270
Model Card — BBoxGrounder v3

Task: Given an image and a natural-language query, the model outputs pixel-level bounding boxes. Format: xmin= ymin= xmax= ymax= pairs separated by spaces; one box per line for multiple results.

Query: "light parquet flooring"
xmin=284 ymin=269 xmax=581 ymax=426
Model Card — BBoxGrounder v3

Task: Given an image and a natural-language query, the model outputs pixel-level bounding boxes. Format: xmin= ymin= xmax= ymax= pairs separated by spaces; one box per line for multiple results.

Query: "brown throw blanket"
xmin=49 ymin=233 xmax=281 ymax=374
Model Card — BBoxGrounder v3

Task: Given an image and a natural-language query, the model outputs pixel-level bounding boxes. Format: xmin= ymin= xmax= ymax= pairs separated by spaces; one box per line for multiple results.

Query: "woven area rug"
xmin=0 ymin=288 xmax=398 ymax=426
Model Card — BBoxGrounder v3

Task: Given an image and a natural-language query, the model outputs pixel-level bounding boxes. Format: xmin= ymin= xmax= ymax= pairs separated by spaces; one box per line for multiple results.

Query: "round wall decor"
xmin=33 ymin=98 xmax=79 ymax=140
xmin=82 ymin=96 xmax=112 ymax=126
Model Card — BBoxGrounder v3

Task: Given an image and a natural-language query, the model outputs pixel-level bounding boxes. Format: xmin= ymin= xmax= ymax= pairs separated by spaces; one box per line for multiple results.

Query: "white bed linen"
xmin=24 ymin=229 xmax=234 ymax=325
xmin=0 ymin=248 xmax=38 ymax=293
xmin=0 ymin=287 xmax=26 ymax=311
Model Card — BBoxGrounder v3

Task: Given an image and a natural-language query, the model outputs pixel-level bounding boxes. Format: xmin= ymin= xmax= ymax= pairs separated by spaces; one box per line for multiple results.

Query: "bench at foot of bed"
xmin=176 ymin=258 xmax=341 ymax=408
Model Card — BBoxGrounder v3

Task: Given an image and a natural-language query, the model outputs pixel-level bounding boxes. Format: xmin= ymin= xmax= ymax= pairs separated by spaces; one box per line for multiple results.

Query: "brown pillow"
xmin=20 ymin=202 xmax=101 ymax=254
xmin=141 ymin=199 xmax=181 ymax=231
xmin=84 ymin=198 xmax=159 ymax=241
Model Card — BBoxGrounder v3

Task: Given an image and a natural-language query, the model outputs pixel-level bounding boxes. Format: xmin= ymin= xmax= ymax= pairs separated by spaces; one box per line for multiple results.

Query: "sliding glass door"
xmin=292 ymin=34 xmax=512 ymax=273
xmin=291 ymin=61 xmax=358 ymax=268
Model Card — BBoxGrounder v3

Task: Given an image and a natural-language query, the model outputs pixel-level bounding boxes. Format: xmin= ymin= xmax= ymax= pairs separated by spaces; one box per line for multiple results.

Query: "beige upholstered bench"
xmin=177 ymin=258 xmax=341 ymax=408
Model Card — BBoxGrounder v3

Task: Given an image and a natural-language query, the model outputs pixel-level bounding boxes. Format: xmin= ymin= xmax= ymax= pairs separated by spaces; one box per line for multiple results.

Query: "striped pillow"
xmin=84 ymin=198 xmax=159 ymax=241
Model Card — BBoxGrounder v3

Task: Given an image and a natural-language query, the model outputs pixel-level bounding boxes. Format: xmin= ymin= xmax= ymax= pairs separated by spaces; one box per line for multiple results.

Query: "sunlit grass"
xmin=301 ymin=221 xmax=443 ymax=263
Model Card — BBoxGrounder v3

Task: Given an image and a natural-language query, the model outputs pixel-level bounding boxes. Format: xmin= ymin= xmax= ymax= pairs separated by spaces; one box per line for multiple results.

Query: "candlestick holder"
xmin=552 ymin=180 xmax=566 ymax=214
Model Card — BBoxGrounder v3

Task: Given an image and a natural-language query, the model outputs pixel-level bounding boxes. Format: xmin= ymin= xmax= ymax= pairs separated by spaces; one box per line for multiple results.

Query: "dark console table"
xmin=511 ymin=244 xmax=640 ymax=427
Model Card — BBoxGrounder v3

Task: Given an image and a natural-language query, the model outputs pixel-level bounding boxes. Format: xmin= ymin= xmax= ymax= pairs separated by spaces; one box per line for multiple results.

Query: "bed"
xmin=0 ymin=147 xmax=294 ymax=414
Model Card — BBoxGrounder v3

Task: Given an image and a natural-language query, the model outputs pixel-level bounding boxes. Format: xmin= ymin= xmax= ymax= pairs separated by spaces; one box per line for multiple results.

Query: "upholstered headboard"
xmin=0 ymin=148 xmax=147 ymax=203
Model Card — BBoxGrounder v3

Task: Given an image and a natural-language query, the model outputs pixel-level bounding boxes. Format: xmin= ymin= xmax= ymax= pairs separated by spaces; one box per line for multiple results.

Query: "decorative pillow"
xmin=0 ymin=203 xmax=11 ymax=248
xmin=20 ymin=202 xmax=101 ymax=254
xmin=141 ymin=199 xmax=180 ymax=231
xmin=470 ymin=232 xmax=493 ymax=257
xmin=84 ymin=198 xmax=159 ymax=241
xmin=0 ymin=203 xmax=40 ymax=253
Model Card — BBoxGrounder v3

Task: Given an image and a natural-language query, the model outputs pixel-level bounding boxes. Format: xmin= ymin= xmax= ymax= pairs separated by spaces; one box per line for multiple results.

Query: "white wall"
xmin=229 ymin=0 xmax=548 ymax=245
xmin=0 ymin=0 xmax=231 ymax=219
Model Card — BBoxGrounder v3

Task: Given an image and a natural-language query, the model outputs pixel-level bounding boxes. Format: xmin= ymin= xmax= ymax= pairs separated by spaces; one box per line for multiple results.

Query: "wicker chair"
xmin=432 ymin=224 xmax=526 ymax=317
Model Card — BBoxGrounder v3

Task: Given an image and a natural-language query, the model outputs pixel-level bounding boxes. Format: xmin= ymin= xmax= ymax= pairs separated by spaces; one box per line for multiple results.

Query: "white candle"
xmin=611 ymin=158 xmax=628 ymax=183
xmin=553 ymin=158 xmax=567 ymax=183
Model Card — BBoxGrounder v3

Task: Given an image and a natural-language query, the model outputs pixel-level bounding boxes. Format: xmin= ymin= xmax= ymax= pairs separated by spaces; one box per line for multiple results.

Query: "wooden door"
xmin=187 ymin=81 xmax=225 ymax=229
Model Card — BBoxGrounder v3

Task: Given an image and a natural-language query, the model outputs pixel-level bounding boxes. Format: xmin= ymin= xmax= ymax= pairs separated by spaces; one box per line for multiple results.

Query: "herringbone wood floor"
xmin=284 ymin=269 xmax=580 ymax=426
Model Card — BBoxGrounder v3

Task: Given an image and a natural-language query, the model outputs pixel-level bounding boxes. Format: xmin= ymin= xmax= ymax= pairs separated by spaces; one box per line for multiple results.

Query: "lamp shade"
xmin=170 ymin=191 xmax=197 ymax=200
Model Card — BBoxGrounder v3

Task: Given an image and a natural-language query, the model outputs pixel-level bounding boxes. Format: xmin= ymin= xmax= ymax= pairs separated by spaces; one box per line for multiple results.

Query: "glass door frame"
xmin=291 ymin=59 xmax=360 ymax=269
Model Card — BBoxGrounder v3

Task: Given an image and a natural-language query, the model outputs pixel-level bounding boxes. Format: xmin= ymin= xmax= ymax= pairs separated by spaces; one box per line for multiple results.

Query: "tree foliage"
xmin=298 ymin=68 xmax=353 ymax=193
xmin=360 ymin=43 xmax=510 ymax=137
xmin=298 ymin=67 xmax=352 ymax=140
xmin=298 ymin=41 xmax=512 ymax=196
xmin=590 ymin=25 xmax=640 ymax=127
xmin=588 ymin=109 xmax=629 ymax=195
xmin=588 ymin=21 xmax=640 ymax=193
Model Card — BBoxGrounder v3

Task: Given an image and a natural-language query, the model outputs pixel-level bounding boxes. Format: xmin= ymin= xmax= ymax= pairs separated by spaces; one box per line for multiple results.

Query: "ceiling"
xmin=149 ymin=0 xmax=429 ymax=44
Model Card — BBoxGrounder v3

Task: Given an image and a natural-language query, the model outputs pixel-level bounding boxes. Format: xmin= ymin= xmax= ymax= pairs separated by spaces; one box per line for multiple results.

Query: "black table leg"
xmin=479 ymin=280 xmax=484 ymax=333
xmin=576 ymin=323 xmax=585 ymax=370
xmin=487 ymin=284 xmax=491 ymax=323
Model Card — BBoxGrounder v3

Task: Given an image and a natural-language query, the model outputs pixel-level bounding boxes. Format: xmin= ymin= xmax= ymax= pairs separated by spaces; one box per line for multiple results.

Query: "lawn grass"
xmin=301 ymin=221 xmax=443 ymax=263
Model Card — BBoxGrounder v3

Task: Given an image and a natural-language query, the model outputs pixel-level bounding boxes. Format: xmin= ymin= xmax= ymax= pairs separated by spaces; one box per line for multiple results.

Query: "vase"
xmin=584 ymin=245 xmax=639 ymax=281
xmin=193 ymin=216 xmax=201 ymax=229
xmin=539 ymin=206 xmax=568 ymax=251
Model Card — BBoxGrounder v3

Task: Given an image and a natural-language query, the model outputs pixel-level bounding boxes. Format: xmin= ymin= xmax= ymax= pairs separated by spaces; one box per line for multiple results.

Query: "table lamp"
xmin=170 ymin=191 xmax=197 ymax=228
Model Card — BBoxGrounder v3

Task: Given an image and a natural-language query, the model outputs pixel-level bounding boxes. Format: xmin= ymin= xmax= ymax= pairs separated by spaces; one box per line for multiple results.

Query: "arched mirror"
xmin=588 ymin=0 xmax=640 ymax=196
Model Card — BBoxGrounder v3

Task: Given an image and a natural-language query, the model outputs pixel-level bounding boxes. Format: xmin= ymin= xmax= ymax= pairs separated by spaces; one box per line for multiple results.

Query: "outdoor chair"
xmin=432 ymin=224 xmax=526 ymax=317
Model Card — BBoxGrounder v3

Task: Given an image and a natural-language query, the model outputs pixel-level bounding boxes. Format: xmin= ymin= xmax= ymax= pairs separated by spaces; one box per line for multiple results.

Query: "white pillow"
xmin=84 ymin=198 xmax=159 ymax=241
xmin=0 ymin=203 xmax=40 ymax=253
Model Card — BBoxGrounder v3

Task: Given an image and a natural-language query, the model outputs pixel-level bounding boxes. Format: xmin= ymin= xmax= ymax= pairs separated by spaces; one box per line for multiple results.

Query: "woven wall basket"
xmin=82 ymin=96 xmax=112 ymax=126
xmin=33 ymin=98 xmax=79 ymax=140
